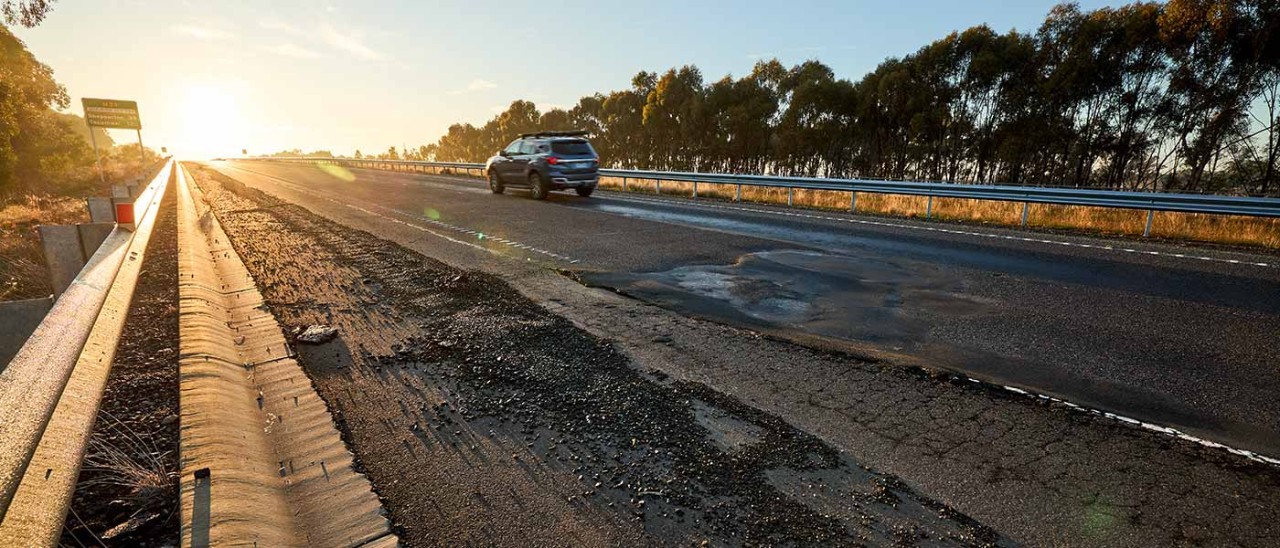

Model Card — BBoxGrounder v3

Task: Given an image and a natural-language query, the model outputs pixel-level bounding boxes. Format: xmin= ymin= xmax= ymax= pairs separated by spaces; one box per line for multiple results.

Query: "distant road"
xmin=211 ymin=160 xmax=1280 ymax=457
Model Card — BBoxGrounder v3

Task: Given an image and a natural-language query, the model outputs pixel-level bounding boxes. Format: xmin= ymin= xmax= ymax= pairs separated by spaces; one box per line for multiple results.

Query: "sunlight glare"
xmin=174 ymin=83 xmax=247 ymax=159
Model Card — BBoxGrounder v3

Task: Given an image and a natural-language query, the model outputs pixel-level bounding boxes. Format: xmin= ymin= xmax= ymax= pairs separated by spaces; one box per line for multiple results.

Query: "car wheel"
xmin=488 ymin=170 xmax=504 ymax=194
xmin=575 ymin=186 xmax=595 ymax=198
xmin=529 ymin=172 xmax=548 ymax=200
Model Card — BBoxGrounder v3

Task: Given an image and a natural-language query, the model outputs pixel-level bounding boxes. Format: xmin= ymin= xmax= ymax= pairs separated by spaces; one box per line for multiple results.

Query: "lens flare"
xmin=1083 ymin=500 xmax=1119 ymax=538
xmin=424 ymin=208 xmax=441 ymax=220
xmin=318 ymin=163 xmax=355 ymax=182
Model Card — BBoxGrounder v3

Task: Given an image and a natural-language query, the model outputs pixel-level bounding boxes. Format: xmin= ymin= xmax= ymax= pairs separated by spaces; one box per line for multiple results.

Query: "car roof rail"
xmin=519 ymin=130 xmax=590 ymax=139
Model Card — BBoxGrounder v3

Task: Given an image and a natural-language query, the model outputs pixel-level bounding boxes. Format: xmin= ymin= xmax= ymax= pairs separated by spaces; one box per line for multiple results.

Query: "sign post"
xmin=86 ymin=126 xmax=105 ymax=185
xmin=81 ymin=98 xmax=143 ymax=184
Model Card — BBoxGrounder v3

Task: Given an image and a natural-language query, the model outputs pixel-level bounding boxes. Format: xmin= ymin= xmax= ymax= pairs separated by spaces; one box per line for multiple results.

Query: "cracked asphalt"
xmin=194 ymin=161 xmax=1280 ymax=547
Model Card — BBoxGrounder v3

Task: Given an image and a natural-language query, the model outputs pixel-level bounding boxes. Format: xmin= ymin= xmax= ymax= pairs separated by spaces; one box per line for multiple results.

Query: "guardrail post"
xmin=1144 ymin=209 xmax=1154 ymax=237
xmin=850 ymin=191 xmax=857 ymax=212
xmin=787 ymin=187 xmax=794 ymax=206
xmin=693 ymin=181 xmax=698 ymax=199
xmin=926 ymin=195 xmax=934 ymax=219
xmin=657 ymin=180 xmax=662 ymax=195
xmin=736 ymin=184 xmax=742 ymax=202
xmin=622 ymin=177 xmax=628 ymax=192
xmin=1021 ymin=202 xmax=1030 ymax=226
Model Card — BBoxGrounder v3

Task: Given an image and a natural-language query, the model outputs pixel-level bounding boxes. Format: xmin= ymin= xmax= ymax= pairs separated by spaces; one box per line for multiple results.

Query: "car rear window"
xmin=551 ymin=140 xmax=594 ymax=155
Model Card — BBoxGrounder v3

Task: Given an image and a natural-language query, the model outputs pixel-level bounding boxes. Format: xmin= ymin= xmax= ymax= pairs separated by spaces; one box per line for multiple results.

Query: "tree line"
xmin=1 ymin=21 xmax=157 ymax=197
xmin=373 ymin=1 xmax=1278 ymax=196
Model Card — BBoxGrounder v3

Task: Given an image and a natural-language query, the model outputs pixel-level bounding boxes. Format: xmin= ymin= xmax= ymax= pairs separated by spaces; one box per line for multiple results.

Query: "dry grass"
xmin=79 ymin=411 xmax=175 ymax=502
xmin=0 ymin=159 xmax=168 ymax=301
xmin=0 ymin=195 xmax=88 ymax=300
xmin=597 ymin=176 xmax=1280 ymax=249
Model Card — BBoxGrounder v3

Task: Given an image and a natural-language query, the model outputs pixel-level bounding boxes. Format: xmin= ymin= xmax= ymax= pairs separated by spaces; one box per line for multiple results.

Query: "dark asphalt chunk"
xmin=188 ymin=165 xmax=1007 ymax=547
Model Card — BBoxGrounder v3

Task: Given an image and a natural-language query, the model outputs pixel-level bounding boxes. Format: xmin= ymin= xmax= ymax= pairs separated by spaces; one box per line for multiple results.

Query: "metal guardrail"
xmin=241 ymin=157 xmax=1280 ymax=234
xmin=0 ymin=159 xmax=173 ymax=540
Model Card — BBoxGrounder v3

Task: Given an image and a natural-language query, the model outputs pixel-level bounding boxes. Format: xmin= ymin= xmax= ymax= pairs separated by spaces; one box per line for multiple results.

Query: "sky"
xmin=13 ymin=0 xmax=1127 ymax=159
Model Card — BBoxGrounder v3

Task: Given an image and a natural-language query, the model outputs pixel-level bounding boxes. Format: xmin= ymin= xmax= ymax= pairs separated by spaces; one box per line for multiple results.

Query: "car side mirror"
xmin=499 ymin=151 xmax=510 ymax=157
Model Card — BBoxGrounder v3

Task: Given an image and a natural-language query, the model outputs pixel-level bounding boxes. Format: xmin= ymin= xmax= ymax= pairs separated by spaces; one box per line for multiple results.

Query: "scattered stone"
xmin=102 ymin=511 xmax=161 ymax=540
xmin=296 ymin=324 xmax=339 ymax=344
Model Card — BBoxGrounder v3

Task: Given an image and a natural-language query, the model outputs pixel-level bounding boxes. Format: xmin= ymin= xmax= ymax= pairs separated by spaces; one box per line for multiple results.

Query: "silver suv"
xmin=485 ymin=131 xmax=599 ymax=199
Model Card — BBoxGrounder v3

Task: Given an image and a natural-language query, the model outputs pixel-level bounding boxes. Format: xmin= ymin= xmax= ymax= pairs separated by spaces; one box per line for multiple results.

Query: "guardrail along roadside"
xmin=0 ymin=159 xmax=174 ymax=544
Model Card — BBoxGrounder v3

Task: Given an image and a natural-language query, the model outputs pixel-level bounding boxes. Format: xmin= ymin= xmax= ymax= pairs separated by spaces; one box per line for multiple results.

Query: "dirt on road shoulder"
xmin=185 ymin=164 xmax=1006 ymax=546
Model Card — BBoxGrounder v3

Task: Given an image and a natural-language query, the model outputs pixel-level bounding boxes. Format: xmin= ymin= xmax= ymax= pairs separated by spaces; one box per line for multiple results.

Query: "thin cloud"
xmin=259 ymin=20 xmax=305 ymax=36
xmin=318 ymin=23 xmax=383 ymax=60
xmin=746 ymin=45 xmax=826 ymax=59
xmin=451 ymin=79 xmax=498 ymax=94
xmin=171 ymin=24 xmax=234 ymax=41
xmin=262 ymin=43 xmax=322 ymax=59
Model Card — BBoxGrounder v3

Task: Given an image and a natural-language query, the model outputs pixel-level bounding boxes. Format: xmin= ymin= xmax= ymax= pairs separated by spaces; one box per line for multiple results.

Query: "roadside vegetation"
xmin=1 ymin=21 xmax=161 ymax=299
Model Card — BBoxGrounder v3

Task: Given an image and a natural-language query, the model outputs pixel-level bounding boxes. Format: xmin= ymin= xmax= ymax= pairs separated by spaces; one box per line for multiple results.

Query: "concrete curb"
xmin=176 ymin=163 xmax=395 ymax=547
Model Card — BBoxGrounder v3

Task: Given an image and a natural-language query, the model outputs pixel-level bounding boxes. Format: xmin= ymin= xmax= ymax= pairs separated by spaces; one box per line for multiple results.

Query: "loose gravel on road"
xmin=187 ymin=165 xmax=1008 ymax=546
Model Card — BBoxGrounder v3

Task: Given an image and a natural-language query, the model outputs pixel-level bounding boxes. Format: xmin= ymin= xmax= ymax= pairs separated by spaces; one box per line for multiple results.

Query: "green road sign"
xmin=82 ymin=98 xmax=141 ymax=129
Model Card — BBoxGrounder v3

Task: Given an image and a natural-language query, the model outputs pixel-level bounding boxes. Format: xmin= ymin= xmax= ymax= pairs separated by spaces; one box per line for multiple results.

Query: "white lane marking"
xmin=600 ymin=193 xmax=1277 ymax=269
xmin=223 ymin=165 xmax=581 ymax=264
xmin=983 ymin=379 xmax=1280 ymax=467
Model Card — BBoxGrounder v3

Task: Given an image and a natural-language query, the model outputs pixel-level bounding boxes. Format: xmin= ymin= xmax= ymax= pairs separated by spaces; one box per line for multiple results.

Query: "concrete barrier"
xmin=37 ymin=226 xmax=86 ymax=298
xmin=0 ymin=298 xmax=54 ymax=368
xmin=37 ymin=223 xmax=119 ymax=298
xmin=77 ymin=223 xmax=114 ymax=262
xmin=85 ymin=197 xmax=113 ymax=223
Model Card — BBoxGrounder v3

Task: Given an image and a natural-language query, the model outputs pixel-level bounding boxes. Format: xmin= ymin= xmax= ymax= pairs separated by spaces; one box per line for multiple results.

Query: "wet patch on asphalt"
xmin=582 ymin=249 xmax=991 ymax=350
xmin=186 ymin=164 xmax=1007 ymax=547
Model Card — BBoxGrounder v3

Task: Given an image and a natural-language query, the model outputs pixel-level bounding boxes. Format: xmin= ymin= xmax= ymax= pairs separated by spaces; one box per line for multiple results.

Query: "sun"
xmin=174 ymin=83 xmax=246 ymax=159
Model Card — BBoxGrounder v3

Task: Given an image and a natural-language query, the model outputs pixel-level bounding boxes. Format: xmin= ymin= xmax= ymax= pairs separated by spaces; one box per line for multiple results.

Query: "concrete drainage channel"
xmin=175 ymin=164 xmax=396 ymax=546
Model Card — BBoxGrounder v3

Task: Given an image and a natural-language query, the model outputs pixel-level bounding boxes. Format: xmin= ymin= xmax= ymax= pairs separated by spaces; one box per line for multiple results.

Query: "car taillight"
xmin=546 ymin=156 xmax=559 ymax=165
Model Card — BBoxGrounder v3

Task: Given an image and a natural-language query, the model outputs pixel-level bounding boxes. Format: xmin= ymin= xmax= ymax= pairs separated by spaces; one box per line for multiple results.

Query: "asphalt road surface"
xmin=192 ymin=160 xmax=1280 ymax=546
xmin=209 ymin=160 xmax=1280 ymax=459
